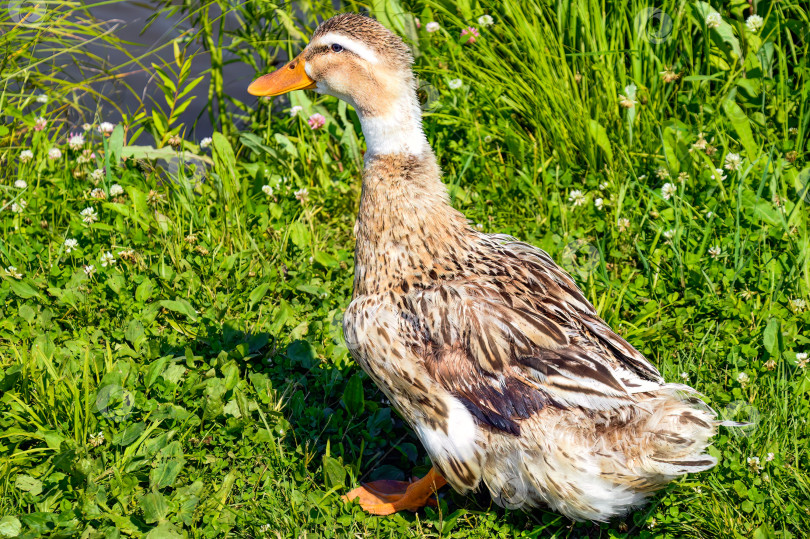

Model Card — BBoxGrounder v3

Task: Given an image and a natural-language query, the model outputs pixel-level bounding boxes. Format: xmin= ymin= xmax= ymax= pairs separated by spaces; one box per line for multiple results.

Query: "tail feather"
xmin=639 ymin=387 xmax=718 ymax=476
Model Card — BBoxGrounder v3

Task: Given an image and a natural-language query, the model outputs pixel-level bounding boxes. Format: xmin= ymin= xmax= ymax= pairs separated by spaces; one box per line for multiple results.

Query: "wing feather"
xmin=408 ymin=237 xmax=665 ymax=434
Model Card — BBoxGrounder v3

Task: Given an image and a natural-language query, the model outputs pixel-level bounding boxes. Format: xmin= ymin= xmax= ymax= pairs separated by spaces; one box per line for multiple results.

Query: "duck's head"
xmin=248 ymin=13 xmax=428 ymax=157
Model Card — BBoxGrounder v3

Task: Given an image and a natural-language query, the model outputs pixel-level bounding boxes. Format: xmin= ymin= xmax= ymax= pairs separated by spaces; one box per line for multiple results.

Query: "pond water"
xmin=84 ymin=1 xmax=262 ymax=141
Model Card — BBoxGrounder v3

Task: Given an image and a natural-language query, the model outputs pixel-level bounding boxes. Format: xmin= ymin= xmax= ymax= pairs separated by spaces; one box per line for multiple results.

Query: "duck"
xmin=248 ymin=12 xmax=720 ymax=522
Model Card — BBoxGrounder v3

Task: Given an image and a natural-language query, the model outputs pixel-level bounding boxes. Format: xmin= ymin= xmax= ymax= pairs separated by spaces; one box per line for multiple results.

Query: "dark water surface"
xmin=84 ymin=1 xmax=263 ymax=141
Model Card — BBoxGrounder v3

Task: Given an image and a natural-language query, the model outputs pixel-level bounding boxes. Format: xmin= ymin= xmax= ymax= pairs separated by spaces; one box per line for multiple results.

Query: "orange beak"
xmin=247 ymin=55 xmax=317 ymax=97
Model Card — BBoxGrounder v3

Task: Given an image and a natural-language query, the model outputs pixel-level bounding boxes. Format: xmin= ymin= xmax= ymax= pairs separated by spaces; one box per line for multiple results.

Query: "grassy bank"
xmin=1 ymin=0 xmax=808 ymax=537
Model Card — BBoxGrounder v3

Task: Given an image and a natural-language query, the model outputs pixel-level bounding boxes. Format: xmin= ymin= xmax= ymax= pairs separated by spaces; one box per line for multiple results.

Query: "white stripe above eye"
xmin=314 ymin=32 xmax=380 ymax=64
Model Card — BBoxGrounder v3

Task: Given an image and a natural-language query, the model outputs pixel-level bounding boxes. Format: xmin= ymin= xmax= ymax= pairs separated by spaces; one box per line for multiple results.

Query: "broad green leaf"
xmin=106 ymin=274 xmax=126 ymax=295
xmin=314 ymin=251 xmax=338 ymax=268
xmin=14 ymin=474 xmax=42 ymax=495
xmin=141 ymin=492 xmax=168 ymax=524
xmin=723 ymin=99 xmax=757 ymax=158
xmin=108 ymin=124 xmax=125 ymax=166
xmin=588 ymin=119 xmax=613 ymax=164
xmin=146 ymin=355 xmax=171 ymax=388
xmin=125 ymin=319 xmax=145 ymax=347
xmin=0 ymin=517 xmax=21 ymax=538
xmin=322 ymin=455 xmax=347 ymax=489
xmin=113 ymin=422 xmax=146 ymax=446
xmin=249 ymin=282 xmax=270 ymax=308
xmin=135 ymin=278 xmax=154 ymax=302
xmin=342 ymin=374 xmax=365 ymax=415
xmin=763 ymin=318 xmax=781 ymax=356
xmin=289 ymin=221 xmax=309 ymax=248
xmin=8 ymin=280 xmax=41 ymax=299
xmin=159 ymin=299 xmax=198 ymax=320
xmin=145 ymin=522 xmax=183 ymax=539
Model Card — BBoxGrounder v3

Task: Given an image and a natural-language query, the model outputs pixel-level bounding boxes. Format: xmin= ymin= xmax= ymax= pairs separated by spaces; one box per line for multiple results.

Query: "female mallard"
xmin=248 ymin=13 xmax=719 ymax=521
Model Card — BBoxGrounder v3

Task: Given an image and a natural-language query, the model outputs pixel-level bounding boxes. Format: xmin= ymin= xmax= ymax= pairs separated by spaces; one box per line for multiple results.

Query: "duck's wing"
xmin=408 ymin=239 xmax=665 ymax=436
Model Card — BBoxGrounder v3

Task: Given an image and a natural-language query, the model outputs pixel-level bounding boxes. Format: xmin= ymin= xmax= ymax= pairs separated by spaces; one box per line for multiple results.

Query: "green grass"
xmin=1 ymin=0 xmax=809 ymax=537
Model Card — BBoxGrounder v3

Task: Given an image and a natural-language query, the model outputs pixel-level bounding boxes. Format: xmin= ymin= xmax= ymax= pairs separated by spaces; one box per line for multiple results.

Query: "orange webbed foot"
xmin=342 ymin=466 xmax=447 ymax=515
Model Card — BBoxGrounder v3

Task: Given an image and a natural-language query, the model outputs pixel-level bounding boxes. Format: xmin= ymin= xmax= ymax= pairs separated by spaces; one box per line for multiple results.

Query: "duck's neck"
xmin=353 ymin=95 xmax=475 ymax=296
xmin=357 ymin=88 xmax=429 ymax=159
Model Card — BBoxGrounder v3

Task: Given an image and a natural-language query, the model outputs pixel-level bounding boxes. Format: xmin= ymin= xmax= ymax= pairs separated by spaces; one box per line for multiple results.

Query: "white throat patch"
xmin=360 ymin=113 xmax=428 ymax=158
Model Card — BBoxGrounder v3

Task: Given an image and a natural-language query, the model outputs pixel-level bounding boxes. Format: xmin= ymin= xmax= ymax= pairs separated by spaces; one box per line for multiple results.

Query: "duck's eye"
xmin=330 ymin=43 xmax=344 ymax=53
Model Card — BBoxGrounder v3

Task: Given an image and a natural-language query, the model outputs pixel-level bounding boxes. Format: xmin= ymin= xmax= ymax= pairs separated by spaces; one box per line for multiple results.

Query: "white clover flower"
xmin=425 ymin=22 xmax=440 ymax=33
xmin=797 ymin=352 xmax=809 ymax=369
xmin=475 ymin=223 xmax=483 ymax=231
xmin=82 ymin=123 xmax=93 ymax=131
xmin=97 ymin=122 xmax=115 ymax=134
xmin=680 ymin=372 xmax=689 ymax=381
xmin=448 ymin=78 xmax=463 ymax=89
xmin=706 ymin=210 xmax=715 ymax=218
xmin=711 ymin=168 xmax=727 ymax=181
xmin=766 ymin=452 xmax=775 ymax=462
xmin=64 ymin=238 xmax=78 ymax=253
xmin=100 ymin=251 xmax=116 ymax=267
xmin=692 ymin=133 xmax=708 ymax=151
xmin=737 ymin=371 xmax=750 ymax=384
xmin=5 ymin=266 xmax=23 ymax=279
xmin=661 ymin=182 xmax=677 ymax=200
xmin=663 ymin=228 xmax=676 ymax=239
xmin=294 ymin=188 xmax=309 ymax=204
xmin=618 ymin=84 xmax=637 ymax=108
xmin=660 ymin=68 xmax=679 ymax=83
xmin=746 ymin=15 xmax=764 ymax=33
xmin=594 ymin=197 xmax=604 ymax=210
xmin=34 ymin=117 xmax=47 ymax=131
xmin=477 ymin=14 xmax=494 ymax=27
xmin=706 ymin=12 xmax=722 ymax=29
xmin=77 ymin=150 xmax=95 ymax=165
xmin=568 ymin=189 xmax=585 ymax=207
xmin=36 ymin=94 xmax=48 ymax=104
xmin=90 ymin=188 xmax=107 ymax=200
xmin=11 ymin=200 xmax=27 ymax=213
xmin=289 ymin=106 xmax=302 ymax=117
xmin=747 ymin=456 xmax=761 ymax=472
xmin=617 ymin=218 xmax=630 ymax=232
xmin=90 ymin=169 xmax=105 ymax=182
xmin=618 ymin=94 xmax=636 ymax=108
xmin=724 ymin=152 xmax=742 ymax=171
xmin=80 ymin=207 xmax=98 ymax=224
xmin=48 ymin=148 xmax=62 ymax=160
xmin=109 ymin=184 xmax=124 ymax=197
xmin=791 ymin=298 xmax=807 ymax=312
xmin=20 ymin=150 xmax=34 ymax=163
xmin=89 ymin=431 xmax=105 ymax=447
xmin=83 ymin=264 xmax=96 ymax=277
xmin=599 ymin=181 xmax=609 ymax=190
xmin=261 ymin=185 xmax=273 ymax=196
xmin=678 ymin=171 xmax=689 ymax=182
xmin=709 ymin=245 xmax=722 ymax=259
xmin=200 ymin=136 xmax=213 ymax=149
xmin=68 ymin=133 xmax=85 ymax=150
xmin=656 ymin=168 xmax=670 ymax=180
xmin=14 ymin=180 xmax=27 ymax=189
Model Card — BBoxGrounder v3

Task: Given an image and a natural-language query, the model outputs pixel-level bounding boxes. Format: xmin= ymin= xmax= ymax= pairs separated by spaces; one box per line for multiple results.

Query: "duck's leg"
xmin=342 ymin=466 xmax=447 ymax=515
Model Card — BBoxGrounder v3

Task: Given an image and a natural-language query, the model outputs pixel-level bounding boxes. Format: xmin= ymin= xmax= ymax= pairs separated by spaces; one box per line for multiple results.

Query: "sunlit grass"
xmin=0 ymin=0 xmax=808 ymax=537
